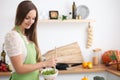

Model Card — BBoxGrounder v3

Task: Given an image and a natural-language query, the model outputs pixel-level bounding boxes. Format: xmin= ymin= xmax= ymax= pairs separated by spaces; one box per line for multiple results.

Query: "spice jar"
xmin=92 ymin=48 xmax=101 ymax=65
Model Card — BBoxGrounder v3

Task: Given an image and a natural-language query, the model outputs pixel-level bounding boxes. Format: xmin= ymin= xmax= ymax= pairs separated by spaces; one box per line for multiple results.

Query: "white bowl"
xmin=41 ymin=68 xmax=58 ymax=80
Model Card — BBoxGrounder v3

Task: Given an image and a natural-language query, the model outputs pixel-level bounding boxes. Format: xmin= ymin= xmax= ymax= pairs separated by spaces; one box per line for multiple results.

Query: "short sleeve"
xmin=4 ymin=31 xmax=24 ymax=57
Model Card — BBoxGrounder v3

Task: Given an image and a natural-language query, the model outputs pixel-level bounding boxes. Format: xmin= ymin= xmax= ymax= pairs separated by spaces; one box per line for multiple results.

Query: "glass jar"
xmin=92 ymin=48 xmax=101 ymax=65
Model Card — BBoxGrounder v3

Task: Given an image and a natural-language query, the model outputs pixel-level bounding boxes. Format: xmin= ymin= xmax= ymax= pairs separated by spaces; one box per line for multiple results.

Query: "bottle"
xmin=72 ymin=2 xmax=76 ymax=19
xmin=1 ymin=44 xmax=6 ymax=63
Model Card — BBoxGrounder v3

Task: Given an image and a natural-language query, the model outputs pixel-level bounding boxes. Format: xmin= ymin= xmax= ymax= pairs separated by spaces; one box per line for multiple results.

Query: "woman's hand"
xmin=43 ymin=58 xmax=57 ymax=68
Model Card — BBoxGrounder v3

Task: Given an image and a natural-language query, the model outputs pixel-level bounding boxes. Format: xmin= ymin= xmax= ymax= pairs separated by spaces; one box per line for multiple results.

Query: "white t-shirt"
xmin=4 ymin=30 xmax=27 ymax=72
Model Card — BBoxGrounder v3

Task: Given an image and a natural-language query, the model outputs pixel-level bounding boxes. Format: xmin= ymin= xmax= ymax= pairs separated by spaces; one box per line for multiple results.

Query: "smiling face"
xmin=20 ymin=10 xmax=36 ymax=30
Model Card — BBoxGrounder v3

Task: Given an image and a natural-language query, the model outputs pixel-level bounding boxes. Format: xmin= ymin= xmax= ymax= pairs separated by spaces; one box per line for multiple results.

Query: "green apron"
xmin=10 ymin=26 xmax=39 ymax=80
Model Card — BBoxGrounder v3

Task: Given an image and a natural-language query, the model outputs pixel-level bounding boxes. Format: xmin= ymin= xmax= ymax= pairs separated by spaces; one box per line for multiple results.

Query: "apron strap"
xmin=9 ymin=76 xmax=12 ymax=80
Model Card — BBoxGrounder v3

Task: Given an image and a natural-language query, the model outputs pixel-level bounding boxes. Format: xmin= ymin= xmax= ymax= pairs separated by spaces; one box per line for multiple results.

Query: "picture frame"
xmin=49 ymin=11 xmax=59 ymax=19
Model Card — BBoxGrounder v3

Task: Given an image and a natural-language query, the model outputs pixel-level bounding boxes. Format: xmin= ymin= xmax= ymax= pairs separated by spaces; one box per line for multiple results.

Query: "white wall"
xmin=0 ymin=0 xmax=120 ymax=80
xmin=0 ymin=0 xmax=120 ymax=63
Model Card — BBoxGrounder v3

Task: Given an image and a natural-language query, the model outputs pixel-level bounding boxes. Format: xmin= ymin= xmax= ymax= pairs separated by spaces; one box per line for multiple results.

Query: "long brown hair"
xmin=15 ymin=0 xmax=41 ymax=62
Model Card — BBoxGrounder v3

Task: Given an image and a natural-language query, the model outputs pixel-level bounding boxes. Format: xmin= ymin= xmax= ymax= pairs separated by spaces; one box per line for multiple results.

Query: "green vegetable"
xmin=42 ymin=69 xmax=56 ymax=75
xmin=110 ymin=51 xmax=117 ymax=60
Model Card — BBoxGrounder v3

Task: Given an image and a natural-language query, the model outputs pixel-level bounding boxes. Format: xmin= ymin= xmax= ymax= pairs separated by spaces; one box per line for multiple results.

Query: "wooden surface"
xmin=43 ymin=42 xmax=84 ymax=63
xmin=107 ymin=65 xmax=120 ymax=76
xmin=59 ymin=64 xmax=106 ymax=74
xmin=0 ymin=64 xmax=120 ymax=77
xmin=0 ymin=72 xmax=11 ymax=76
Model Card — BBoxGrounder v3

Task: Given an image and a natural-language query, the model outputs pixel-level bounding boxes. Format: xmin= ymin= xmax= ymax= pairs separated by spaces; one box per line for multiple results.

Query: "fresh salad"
xmin=42 ymin=69 xmax=56 ymax=75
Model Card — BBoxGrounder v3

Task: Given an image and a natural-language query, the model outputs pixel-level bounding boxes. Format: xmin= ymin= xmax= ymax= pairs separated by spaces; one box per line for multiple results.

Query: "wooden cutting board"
xmin=43 ymin=42 xmax=84 ymax=63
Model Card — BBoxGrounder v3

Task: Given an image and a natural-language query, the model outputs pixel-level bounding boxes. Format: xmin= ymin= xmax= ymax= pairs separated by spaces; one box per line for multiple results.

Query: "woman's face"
xmin=21 ymin=9 xmax=36 ymax=29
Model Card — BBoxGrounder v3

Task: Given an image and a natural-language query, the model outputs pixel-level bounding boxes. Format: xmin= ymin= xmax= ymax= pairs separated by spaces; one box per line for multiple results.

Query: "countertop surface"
xmin=0 ymin=64 xmax=120 ymax=77
xmin=59 ymin=64 xmax=120 ymax=76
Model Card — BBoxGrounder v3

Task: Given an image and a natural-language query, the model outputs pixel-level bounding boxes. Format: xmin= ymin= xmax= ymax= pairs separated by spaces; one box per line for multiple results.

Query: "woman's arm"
xmin=10 ymin=54 xmax=57 ymax=74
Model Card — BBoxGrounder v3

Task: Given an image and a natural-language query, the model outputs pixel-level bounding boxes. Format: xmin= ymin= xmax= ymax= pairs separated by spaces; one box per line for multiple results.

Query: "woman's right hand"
xmin=43 ymin=58 xmax=57 ymax=68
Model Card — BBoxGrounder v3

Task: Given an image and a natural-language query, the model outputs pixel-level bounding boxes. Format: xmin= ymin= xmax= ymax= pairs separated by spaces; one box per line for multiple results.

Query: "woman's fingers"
xmin=44 ymin=58 xmax=57 ymax=67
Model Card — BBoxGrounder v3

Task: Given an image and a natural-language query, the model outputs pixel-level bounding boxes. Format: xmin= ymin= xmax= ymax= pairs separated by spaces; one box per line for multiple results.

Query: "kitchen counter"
xmin=0 ymin=72 xmax=11 ymax=76
xmin=59 ymin=64 xmax=106 ymax=74
xmin=0 ymin=64 xmax=120 ymax=77
xmin=59 ymin=64 xmax=120 ymax=77
xmin=107 ymin=65 xmax=120 ymax=76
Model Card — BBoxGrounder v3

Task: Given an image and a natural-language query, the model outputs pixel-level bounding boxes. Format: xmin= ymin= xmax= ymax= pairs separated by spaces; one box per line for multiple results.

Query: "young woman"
xmin=4 ymin=0 xmax=57 ymax=80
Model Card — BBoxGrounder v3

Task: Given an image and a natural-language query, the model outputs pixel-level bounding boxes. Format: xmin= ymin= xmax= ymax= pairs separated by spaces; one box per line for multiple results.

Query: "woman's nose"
xmin=29 ymin=19 xmax=34 ymax=24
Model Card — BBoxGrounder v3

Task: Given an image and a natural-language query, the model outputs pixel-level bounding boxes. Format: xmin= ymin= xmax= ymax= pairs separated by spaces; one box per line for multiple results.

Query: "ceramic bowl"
xmin=41 ymin=68 xmax=58 ymax=80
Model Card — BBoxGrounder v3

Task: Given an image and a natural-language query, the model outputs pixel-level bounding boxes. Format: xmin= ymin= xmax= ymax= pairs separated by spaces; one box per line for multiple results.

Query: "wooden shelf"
xmin=38 ymin=19 xmax=95 ymax=23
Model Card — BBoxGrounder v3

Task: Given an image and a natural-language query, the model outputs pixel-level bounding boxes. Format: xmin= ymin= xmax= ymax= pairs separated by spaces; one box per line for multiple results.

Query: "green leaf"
xmin=110 ymin=51 xmax=117 ymax=60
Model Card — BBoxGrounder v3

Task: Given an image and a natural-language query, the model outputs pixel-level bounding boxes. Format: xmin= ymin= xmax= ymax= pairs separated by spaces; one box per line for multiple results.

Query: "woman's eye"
xmin=32 ymin=18 xmax=35 ymax=20
xmin=25 ymin=17 xmax=29 ymax=20
xmin=25 ymin=17 xmax=35 ymax=20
